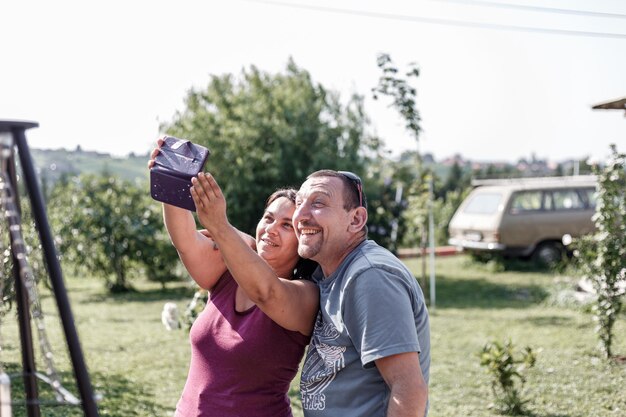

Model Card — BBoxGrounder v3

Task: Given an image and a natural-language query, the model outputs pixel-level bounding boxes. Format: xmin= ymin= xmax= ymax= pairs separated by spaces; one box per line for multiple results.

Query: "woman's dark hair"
xmin=264 ymin=187 xmax=318 ymax=280
xmin=265 ymin=188 xmax=297 ymax=208
xmin=293 ymin=258 xmax=319 ymax=280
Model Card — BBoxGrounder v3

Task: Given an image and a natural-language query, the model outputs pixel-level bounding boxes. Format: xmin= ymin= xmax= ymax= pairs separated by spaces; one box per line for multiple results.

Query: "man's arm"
xmin=376 ymin=352 xmax=428 ymax=417
xmin=342 ymin=269 xmax=429 ymax=417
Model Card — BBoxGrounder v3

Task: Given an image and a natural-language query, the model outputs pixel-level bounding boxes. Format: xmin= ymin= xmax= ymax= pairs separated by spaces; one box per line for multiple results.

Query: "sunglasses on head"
xmin=338 ymin=171 xmax=366 ymax=209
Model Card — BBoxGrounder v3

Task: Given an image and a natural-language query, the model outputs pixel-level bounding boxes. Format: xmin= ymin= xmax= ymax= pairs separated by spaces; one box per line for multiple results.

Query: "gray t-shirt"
xmin=300 ymin=240 xmax=430 ymax=417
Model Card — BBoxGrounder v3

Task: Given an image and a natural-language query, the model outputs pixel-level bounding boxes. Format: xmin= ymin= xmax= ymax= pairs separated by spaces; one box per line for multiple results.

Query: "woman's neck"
xmin=270 ymin=260 xmax=297 ymax=280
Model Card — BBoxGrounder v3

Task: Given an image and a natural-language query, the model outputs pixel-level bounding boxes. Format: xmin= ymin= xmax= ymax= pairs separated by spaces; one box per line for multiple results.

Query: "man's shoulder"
xmin=345 ymin=240 xmax=413 ymax=281
xmin=350 ymin=240 xmax=405 ymax=267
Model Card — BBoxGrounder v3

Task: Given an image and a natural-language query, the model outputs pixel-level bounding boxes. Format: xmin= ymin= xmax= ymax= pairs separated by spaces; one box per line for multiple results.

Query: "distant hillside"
xmin=30 ymin=148 xmax=150 ymax=184
xmin=29 ymin=148 xmax=457 ymax=187
xmin=27 ymin=147 xmax=589 ymax=190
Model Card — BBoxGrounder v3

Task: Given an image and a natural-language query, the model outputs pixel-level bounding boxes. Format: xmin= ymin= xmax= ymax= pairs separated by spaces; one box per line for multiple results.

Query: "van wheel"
xmin=532 ymin=242 xmax=564 ymax=268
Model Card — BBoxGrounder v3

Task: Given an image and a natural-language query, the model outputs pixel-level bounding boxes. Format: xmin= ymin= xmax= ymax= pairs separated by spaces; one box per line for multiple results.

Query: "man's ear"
xmin=348 ymin=207 xmax=368 ymax=233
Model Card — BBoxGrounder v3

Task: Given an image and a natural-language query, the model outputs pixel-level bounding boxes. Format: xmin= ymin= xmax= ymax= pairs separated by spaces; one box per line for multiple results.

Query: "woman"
xmin=149 ymin=140 xmax=319 ymax=417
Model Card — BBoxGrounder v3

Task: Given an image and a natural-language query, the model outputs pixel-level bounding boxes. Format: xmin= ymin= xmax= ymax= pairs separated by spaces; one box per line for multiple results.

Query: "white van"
xmin=448 ymin=175 xmax=597 ymax=265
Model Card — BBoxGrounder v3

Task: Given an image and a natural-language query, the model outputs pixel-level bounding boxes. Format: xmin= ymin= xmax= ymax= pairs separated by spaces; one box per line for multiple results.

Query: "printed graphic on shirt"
xmin=300 ymin=312 xmax=346 ymax=411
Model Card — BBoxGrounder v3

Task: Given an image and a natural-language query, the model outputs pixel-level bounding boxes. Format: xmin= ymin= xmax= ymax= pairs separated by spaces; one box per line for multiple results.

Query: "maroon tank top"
xmin=175 ymin=272 xmax=309 ymax=417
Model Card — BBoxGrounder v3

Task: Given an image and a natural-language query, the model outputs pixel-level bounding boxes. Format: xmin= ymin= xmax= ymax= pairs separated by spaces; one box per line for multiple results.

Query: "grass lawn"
xmin=1 ymin=255 xmax=624 ymax=416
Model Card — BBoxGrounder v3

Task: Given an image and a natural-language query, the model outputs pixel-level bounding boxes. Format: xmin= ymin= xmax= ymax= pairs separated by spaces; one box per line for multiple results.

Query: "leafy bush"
xmin=0 ymin=179 xmax=48 ymax=315
xmin=574 ymin=145 xmax=626 ymax=358
xmin=479 ymin=339 xmax=537 ymax=415
xmin=48 ymin=174 xmax=182 ymax=292
xmin=402 ymin=177 xmax=471 ymax=248
xmin=182 ymin=289 xmax=208 ymax=331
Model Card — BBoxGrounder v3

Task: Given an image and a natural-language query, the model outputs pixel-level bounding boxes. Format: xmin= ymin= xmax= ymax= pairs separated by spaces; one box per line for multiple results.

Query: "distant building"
xmin=441 ymin=153 xmax=465 ymax=167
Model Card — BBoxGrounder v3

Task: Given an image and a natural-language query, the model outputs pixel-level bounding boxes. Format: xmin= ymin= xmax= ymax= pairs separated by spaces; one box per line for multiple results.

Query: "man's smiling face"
xmin=293 ymin=176 xmax=353 ymax=270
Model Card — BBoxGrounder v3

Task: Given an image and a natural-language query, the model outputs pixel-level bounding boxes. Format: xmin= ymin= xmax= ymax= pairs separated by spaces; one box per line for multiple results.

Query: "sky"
xmin=1 ymin=0 xmax=625 ymax=163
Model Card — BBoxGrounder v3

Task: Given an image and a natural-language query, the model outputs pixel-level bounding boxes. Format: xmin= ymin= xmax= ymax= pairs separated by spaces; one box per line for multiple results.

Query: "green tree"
xmin=371 ymin=53 xmax=421 ymax=143
xmin=0 ymin=175 xmax=49 ymax=314
xmin=135 ymin=203 xmax=186 ymax=290
xmin=370 ymin=53 xmax=424 ymax=249
xmin=364 ymin=151 xmax=421 ymax=252
xmin=48 ymin=174 xmax=180 ymax=292
xmin=575 ymin=145 xmax=626 ymax=358
xmin=440 ymin=161 xmax=470 ymax=198
xmin=161 ymin=58 xmax=380 ymax=234
xmin=554 ymin=163 xmax=564 ymax=177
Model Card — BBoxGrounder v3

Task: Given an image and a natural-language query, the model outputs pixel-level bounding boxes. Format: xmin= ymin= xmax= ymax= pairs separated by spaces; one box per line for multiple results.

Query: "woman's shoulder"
xmin=210 ymin=270 xmax=236 ymax=294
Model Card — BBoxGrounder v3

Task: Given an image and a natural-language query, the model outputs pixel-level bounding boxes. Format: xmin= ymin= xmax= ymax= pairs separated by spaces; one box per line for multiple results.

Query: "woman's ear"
xmin=348 ymin=206 xmax=368 ymax=233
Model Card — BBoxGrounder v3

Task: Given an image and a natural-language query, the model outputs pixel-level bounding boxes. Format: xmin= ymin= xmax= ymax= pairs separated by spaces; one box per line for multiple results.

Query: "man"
xmin=294 ymin=170 xmax=430 ymax=417
xmin=187 ymin=168 xmax=429 ymax=416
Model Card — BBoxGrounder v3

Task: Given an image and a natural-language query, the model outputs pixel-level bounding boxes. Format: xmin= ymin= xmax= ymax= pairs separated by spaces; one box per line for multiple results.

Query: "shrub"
xmin=182 ymin=289 xmax=208 ymax=331
xmin=574 ymin=145 xmax=626 ymax=358
xmin=48 ymin=174 xmax=182 ymax=292
xmin=479 ymin=339 xmax=537 ymax=415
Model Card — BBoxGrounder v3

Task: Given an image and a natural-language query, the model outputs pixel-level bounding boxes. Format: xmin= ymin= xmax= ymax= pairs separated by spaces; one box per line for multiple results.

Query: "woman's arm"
xmin=162 ymin=203 xmax=227 ymax=290
xmin=190 ymin=173 xmax=319 ymax=335
xmin=149 ymin=141 xmax=226 ymax=290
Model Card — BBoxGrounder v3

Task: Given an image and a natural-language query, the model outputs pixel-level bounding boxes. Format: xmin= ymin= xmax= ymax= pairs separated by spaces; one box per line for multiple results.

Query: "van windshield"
xmin=463 ymin=193 xmax=503 ymax=214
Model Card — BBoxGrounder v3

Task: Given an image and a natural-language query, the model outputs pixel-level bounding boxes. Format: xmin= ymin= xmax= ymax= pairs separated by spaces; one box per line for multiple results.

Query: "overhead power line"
xmin=243 ymin=0 xmax=626 ymax=39
xmin=434 ymin=0 xmax=626 ymax=19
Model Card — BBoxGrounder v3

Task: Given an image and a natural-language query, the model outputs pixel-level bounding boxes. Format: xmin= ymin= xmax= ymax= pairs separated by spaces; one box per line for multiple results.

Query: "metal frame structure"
xmin=0 ymin=120 xmax=99 ymax=417
xmin=591 ymin=96 xmax=626 ymax=116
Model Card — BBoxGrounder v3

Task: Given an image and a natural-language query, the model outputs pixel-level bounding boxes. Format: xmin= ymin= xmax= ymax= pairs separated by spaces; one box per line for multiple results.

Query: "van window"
xmin=509 ymin=191 xmax=542 ymax=214
xmin=543 ymin=192 xmax=554 ymax=210
xmin=582 ymin=188 xmax=597 ymax=209
xmin=463 ymin=193 xmax=502 ymax=214
xmin=552 ymin=190 xmax=585 ymax=210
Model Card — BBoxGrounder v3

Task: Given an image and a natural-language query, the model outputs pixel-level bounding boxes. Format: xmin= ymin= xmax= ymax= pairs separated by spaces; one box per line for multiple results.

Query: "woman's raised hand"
xmin=190 ymin=173 xmax=230 ymax=236
xmin=147 ymin=137 xmax=165 ymax=169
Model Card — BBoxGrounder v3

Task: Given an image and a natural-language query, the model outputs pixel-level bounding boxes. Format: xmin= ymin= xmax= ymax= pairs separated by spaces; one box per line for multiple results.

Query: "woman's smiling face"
xmin=255 ymin=196 xmax=299 ymax=272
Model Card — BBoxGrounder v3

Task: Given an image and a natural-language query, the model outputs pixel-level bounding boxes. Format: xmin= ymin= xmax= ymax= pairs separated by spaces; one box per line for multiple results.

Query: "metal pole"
xmin=3 ymin=137 xmax=41 ymax=417
xmin=389 ymin=183 xmax=403 ymax=254
xmin=13 ymin=127 xmax=100 ymax=417
xmin=428 ymin=177 xmax=436 ymax=311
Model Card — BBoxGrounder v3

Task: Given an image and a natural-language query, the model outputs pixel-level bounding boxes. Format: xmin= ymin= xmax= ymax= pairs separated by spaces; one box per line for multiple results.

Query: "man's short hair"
xmin=306 ymin=170 xmax=367 ymax=211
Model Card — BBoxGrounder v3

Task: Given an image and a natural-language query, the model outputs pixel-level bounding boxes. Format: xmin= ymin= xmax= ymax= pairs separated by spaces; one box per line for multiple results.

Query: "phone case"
xmin=150 ymin=136 xmax=211 ymax=211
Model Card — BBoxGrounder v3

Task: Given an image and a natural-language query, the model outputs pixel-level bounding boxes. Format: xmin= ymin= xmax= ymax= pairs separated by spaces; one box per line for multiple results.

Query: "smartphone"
xmin=150 ymin=136 xmax=211 ymax=211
